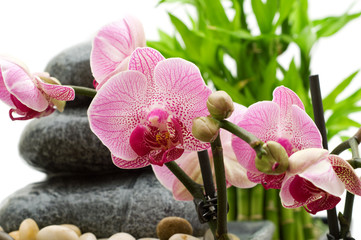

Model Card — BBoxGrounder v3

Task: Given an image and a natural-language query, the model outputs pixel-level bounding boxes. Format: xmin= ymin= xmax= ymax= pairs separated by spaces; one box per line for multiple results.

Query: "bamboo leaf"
xmin=251 ymin=0 xmax=278 ymax=34
xmin=323 ymin=70 xmax=359 ymax=110
xmin=313 ymin=11 xmax=361 ymax=38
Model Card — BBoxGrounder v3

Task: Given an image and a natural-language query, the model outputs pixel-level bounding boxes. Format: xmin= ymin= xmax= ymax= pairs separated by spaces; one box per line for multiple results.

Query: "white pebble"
xmin=79 ymin=232 xmax=97 ymax=240
xmin=169 ymin=234 xmax=199 ymax=240
xmin=138 ymin=238 xmax=159 ymax=240
xmin=61 ymin=224 xmax=82 ymax=236
xmin=0 ymin=226 xmax=3 ymax=232
xmin=19 ymin=218 xmax=39 ymax=240
xmin=36 ymin=225 xmax=79 ymax=240
xmin=108 ymin=232 xmax=135 ymax=240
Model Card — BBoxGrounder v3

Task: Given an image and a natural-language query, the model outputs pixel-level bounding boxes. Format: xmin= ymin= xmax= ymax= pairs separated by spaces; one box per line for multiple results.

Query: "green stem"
xmin=219 ymin=119 xmax=265 ymax=158
xmin=165 ymin=161 xmax=204 ymax=200
xmin=165 ymin=161 xmax=218 ymax=236
xmin=68 ymin=85 xmax=97 ymax=98
xmin=211 ymin=134 xmax=230 ymax=240
xmin=340 ymin=137 xmax=360 ymax=239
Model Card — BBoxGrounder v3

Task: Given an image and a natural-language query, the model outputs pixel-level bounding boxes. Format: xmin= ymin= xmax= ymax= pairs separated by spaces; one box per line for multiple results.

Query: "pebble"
xmin=8 ymin=231 xmax=19 ymax=240
xmin=108 ymin=232 xmax=135 ymax=240
xmin=0 ymin=226 xmax=3 ymax=232
xmin=156 ymin=217 xmax=193 ymax=240
xmin=169 ymin=234 xmax=199 ymax=240
xmin=0 ymin=231 xmax=14 ymax=240
xmin=203 ymin=230 xmax=239 ymax=240
xmin=79 ymin=232 xmax=97 ymax=240
xmin=19 ymin=218 xmax=39 ymax=240
xmin=61 ymin=224 xmax=82 ymax=236
xmin=36 ymin=225 xmax=79 ymax=240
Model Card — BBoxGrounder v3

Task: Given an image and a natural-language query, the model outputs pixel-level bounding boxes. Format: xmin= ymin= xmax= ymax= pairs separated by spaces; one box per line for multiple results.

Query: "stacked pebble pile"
xmin=0 ymin=217 xmax=222 ymax=240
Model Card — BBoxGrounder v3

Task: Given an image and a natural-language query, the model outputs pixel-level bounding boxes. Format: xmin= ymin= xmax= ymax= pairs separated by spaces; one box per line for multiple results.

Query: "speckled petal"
xmin=112 ymin=154 xmax=150 ymax=169
xmin=153 ymin=58 xmax=212 ymax=151
xmin=128 ymin=47 xmax=165 ymax=86
xmin=272 ymin=86 xmax=305 ymax=113
xmin=330 ymin=155 xmax=361 ymax=196
xmin=232 ymin=101 xmax=279 ymax=172
xmin=88 ymin=70 xmax=148 ymax=160
xmin=37 ymin=79 xmax=75 ymax=101
xmin=0 ymin=65 xmax=14 ymax=107
xmin=91 ymin=16 xmax=146 ymax=85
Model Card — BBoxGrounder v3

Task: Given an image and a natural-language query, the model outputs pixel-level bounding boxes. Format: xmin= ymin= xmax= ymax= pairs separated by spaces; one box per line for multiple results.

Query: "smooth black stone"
xmin=0 ymin=170 xmax=207 ymax=238
xmin=0 ymin=232 xmax=14 ymax=240
xmin=44 ymin=42 xmax=94 ymax=108
xmin=19 ymin=108 xmax=122 ymax=174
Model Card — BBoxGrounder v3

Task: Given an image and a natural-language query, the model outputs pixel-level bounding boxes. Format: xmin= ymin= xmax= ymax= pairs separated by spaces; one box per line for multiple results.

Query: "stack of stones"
xmin=0 ymin=43 xmax=207 ymax=238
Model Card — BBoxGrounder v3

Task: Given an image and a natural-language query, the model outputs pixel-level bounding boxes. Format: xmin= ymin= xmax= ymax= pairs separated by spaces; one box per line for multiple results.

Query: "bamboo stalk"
xmin=300 ymin=208 xmax=315 ymax=240
xmin=250 ymin=184 xmax=264 ymax=221
xmin=227 ymin=186 xmax=237 ymax=221
xmin=265 ymin=189 xmax=280 ymax=240
xmin=280 ymin=206 xmax=295 ymax=239
xmin=294 ymin=208 xmax=304 ymax=240
xmin=237 ymin=188 xmax=250 ymax=221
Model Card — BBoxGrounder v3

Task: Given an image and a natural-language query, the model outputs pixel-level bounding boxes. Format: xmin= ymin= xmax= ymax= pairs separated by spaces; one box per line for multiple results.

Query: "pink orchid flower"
xmin=152 ymin=103 xmax=257 ymax=200
xmin=280 ymin=148 xmax=361 ymax=214
xmin=90 ymin=16 xmax=146 ymax=89
xmin=0 ymin=56 xmax=75 ymax=121
xmin=88 ymin=47 xmax=212 ymax=168
xmin=232 ymin=86 xmax=322 ymax=189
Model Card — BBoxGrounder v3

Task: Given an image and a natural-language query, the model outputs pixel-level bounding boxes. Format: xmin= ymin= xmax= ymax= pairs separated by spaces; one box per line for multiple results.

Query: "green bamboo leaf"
xmin=207 ymin=25 xmax=255 ymax=40
xmin=289 ymin=0 xmax=310 ymax=35
xmin=274 ymin=0 xmax=296 ymax=28
xmin=251 ymin=0 xmax=278 ymax=34
xmin=323 ymin=70 xmax=360 ymax=110
xmin=326 ymin=116 xmax=360 ymax=139
xmin=201 ymin=0 xmax=230 ymax=28
xmin=168 ymin=13 xmax=203 ymax=56
xmin=313 ymin=11 xmax=361 ymax=38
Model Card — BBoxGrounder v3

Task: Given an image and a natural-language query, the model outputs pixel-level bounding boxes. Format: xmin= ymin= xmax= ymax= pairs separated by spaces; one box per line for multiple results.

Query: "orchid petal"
xmin=299 ymin=158 xmax=345 ymax=197
xmin=272 ymin=86 xmax=305 ymax=113
xmin=90 ymin=16 xmax=146 ymax=85
xmin=36 ymin=79 xmax=75 ymax=101
xmin=0 ymin=67 xmax=14 ymax=107
xmin=128 ymin=47 xmax=165 ymax=86
xmin=288 ymin=105 xmax=323 ymax=150
xmin=288 ymin=148 xmax=329 ymax=174
xmin=329 ymin=155 xmax=361 ymax=195
xmin=232 ymin=102 xmax=279 ymax=172
xmin=88 ymin=71 xmax=148 ymax=160
xmin=112 ymin=154 xmax=150 ymax=169
xmin=280 ymin=175 xmax=304 ymax=208
xmin=1 ymin=61 xmax=48 ymax=112
xmin=153 ymin=58 xmax=212 ymax=151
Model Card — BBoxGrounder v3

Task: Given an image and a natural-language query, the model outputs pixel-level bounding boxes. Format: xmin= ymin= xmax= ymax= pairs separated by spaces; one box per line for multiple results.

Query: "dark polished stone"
xmin=0 ymin=170 xmax=207 ymax=238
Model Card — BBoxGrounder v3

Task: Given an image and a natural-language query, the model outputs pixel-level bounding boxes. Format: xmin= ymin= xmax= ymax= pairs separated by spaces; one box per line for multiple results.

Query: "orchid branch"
xmin=68 ymin=85 xmax=97 ymax=98
xmin=210 ymin=133 xmax=230 ymax=240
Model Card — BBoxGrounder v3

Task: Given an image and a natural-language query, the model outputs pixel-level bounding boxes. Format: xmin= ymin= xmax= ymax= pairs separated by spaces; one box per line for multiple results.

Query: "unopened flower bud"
xmin=207 ymin=91 xmax=234 ymax=120
xmin=255 ymin=141 xmax=289 ymax=175
xmin=192 ymin=116 xmax=220 ymax=142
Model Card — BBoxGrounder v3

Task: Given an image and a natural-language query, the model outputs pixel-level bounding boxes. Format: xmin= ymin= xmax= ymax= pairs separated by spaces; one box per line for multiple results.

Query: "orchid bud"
xmin=192 ymin=116 xmax=220 ymax=142
xmin=207 ymin=91 xmax=234 ymax=120
xmin=255 ymin=141 xmax=289 ymax=175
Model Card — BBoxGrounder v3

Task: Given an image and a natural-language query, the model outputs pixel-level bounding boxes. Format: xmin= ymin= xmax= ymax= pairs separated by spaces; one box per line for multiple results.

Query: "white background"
xmin=0 ymin=0 xmax=361 ymax=237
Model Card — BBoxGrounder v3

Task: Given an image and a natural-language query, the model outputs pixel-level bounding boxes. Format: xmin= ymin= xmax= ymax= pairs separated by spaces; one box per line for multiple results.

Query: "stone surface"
xmin=0 ymin=232 xmax=14 ymax=240
xmin=156 ymin=217 xmax=193 ymax=240
xmin=44 ymin=42 xmax=94 ymax=108
xmin=228 ymin=221 xmax=275 ymax=240
xmin=0 ymin=170 xmax=207 ymax=238
xmin=18 ymin=108 xmax=122 ymax=174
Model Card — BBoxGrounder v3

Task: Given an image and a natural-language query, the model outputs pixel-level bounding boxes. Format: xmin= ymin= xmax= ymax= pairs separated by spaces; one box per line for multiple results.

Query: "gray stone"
xmin=227 ymin=221 xmax=275 ymax=240
xmin=19 ymin=108 xmax=122 ymax=174
xmin=44 ymin=42 xmax=94 ymax=108
xmin=0 ymin=232 xmax=14 ymax=240
xmin=0 ymin=170 xmax=207 ymax=238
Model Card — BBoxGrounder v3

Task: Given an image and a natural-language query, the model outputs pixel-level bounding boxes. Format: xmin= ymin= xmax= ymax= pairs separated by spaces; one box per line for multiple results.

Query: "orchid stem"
xmin=68 ymin=85 xmax=97 ymax=98
xmin=340 ymin=137 xmax=360 ymax=239
xmin=211 ymin=134 xmax=230 ymax=240
xmin=219 ymin=119 xmax=266 ymax=158
xmin=309 ymin=74 xmax=340 ymax=239
xmin=165 ymin=161 xmax=204 ymax=200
